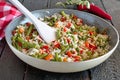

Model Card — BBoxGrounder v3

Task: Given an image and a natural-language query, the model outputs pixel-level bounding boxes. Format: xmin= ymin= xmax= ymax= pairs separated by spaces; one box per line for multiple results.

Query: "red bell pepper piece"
xmin=66 ymin=51 xmax=72 ymax=57
xmin=66 ymin=22 xmax=71 ymax=28
xmin=54 ymin=42 xmax=60 ymax=48
xmin=41 ymin=45 xmax=50 ymax=53
xmin=73 ymin=56 xmax=81 ymax=62
xmin=60 ymin=16 xmax=66 ymax=22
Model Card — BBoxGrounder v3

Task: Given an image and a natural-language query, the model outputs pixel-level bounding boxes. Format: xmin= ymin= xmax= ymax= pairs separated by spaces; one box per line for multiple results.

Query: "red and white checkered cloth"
xmin=0 ymin=1 xmax=21 ymax=40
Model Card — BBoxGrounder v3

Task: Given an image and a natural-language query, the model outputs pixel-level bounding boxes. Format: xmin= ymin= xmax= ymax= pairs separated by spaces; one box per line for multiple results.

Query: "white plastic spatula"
xmin=9 ymin=0 xmax=56 ymax=43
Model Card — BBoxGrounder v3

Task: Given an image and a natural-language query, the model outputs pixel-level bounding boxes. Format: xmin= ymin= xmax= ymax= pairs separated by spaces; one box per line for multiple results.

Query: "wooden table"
xmin=0 ymin=0 xmax=120 ymax=80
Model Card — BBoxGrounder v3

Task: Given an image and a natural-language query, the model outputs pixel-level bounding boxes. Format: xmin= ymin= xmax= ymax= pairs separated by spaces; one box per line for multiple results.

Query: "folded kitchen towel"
xmin=0 ymin=1 xmax=21 ymax=40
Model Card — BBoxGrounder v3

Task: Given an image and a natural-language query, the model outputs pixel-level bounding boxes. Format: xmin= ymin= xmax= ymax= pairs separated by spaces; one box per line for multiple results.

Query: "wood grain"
xmin=19 ymin=0 xmax=24 ymax=2
xmin=0 ymin=39 xmax=6 ymax=56
xmin=7 ymin=0 xmax=24 ymax=3
xmin=24 ymin=65 xmax=90 ymax=80
xmin=0 ymin=45 xmax=26 ymax=80
xmin=22 ymin=0 xmax=48 ymax=11
xmin=102 ymin=0 xmax=120 ymax=37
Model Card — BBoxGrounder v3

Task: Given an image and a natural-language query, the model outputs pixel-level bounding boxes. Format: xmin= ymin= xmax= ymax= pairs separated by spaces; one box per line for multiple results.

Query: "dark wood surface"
xmin=0 ymin=0 xmax=120 ymax=80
